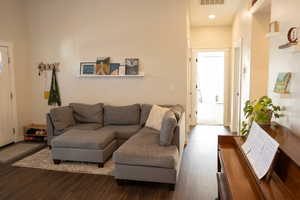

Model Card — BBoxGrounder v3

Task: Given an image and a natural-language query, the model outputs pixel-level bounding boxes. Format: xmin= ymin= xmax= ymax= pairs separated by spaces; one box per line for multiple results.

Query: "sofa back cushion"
xmin=104 ymin=104 xmax=140 ymax=125
xmin=50 ymin=106 xmax=75 ymax=131
xmin=70 ymin=103 xmax=104 ymax=125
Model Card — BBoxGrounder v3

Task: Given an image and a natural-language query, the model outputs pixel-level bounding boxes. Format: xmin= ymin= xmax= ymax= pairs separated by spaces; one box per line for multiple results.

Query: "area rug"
xmin=13 ymin=148 xmax=114 ymax=176
xmin=0 ymin=142 xmax=46 ymax=164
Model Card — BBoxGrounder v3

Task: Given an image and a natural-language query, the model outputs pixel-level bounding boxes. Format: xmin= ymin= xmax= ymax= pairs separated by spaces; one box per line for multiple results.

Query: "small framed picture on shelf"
xmin=80 ymin=62 xmax=96 ymax=75
xmin=269 ymin=21 xmax=279 ymax=33
xmin=125 ymin=58 xmax=139 ymax=75
xmin=96 ymin=57 xmax=110 ymax=75
xmin=109 ymin=63 xmax=120 ymax=75
xmin=274 ymin=72 xmax=291 ymax=94
xmin=119 ymin=65 xmax=126 ymax=75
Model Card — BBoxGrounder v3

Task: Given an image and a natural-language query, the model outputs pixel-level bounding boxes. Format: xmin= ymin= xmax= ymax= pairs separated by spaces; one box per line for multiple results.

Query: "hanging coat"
xmin=48 ymin=67 xmax=61 ymax=106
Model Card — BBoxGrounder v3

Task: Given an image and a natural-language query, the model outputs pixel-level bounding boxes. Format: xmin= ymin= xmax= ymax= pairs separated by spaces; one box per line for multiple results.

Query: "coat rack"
xmin=38 ymin=62 xmax=60 ymax=76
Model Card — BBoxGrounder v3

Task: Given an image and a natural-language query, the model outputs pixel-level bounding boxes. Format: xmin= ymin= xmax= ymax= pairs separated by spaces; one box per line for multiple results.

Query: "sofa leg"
xmin=53 ymin=159 xmax=61 ymax=165
xmin=116 ymin=179 xmax=125 ymax=186
xmin=98 ymin=163 xmax=104 ymax=168
xmin=168 ymin=184 xmax=175 ymax=191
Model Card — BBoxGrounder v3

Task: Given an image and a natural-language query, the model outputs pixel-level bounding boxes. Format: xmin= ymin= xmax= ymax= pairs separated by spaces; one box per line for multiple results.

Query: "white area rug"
xmin=13 ymin=148 xmax=114 ymax=176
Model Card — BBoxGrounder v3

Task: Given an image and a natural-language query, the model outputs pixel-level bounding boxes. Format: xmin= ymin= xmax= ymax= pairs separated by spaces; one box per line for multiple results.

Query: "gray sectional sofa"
xmin=47 ymin=103 xmax=185 ymax=190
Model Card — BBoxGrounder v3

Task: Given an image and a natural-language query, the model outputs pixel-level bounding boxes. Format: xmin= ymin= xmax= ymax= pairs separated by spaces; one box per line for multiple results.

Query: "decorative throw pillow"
xmin=145 ymin=105 xmax=170 ymax=131
xmin=50 ymin=106 xmax=75 ymax=131
xmin=69 ymin=103 xmax=104 ymax=125
xmin=160 ymin=111 xmax=177 ymax=146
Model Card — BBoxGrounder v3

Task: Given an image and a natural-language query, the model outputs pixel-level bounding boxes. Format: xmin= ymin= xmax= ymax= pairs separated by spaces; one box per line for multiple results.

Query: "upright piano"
xmin=217 ymin=122 xmax=300 ymax=200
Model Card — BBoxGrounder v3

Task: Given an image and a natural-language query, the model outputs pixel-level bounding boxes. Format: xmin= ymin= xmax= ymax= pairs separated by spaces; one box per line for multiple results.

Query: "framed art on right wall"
xmin=274 ymin=72 xmax=291 ymax=94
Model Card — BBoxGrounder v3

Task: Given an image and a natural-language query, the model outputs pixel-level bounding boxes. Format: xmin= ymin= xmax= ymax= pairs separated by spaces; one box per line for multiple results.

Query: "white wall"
xmin=26 ymin=0 xmax=188 ymax=124
xmin=191 ymin=26 xmax=232 ymax=49
xmin=251 ymin=12 xmax=270 ymax=100
xmin=232 ymin=1 xmax=252 ymax=108
xmin=268 ymin=0 xmax=300 ymax=137
xmin=0 ymin=0 xmax=31 ymax=139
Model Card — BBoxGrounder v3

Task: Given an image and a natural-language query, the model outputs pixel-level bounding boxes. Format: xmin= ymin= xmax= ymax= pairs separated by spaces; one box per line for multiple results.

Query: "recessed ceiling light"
xmin=208 ymin=14 xmax=216 ymax=19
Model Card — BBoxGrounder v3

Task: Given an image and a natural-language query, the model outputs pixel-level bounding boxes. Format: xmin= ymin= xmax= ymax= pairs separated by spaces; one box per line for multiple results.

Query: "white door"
xmin=0 ymin=46 xmax=15 ymax=146
xmin=196 ymin=51 xmax=225 ymax=125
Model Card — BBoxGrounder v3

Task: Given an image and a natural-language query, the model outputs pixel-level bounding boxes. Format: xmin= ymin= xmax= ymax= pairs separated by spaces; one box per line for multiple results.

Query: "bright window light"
xmin=208 ymin=14 xmax=216 ymax=19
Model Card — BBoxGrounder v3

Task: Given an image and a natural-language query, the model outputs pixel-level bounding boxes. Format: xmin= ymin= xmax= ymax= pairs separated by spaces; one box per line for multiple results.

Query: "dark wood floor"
xmin=0 ymin=126 xmax=230 ymax=200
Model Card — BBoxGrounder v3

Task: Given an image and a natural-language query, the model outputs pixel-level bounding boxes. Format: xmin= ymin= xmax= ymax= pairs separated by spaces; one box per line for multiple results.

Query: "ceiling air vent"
xmin=199 ymin=0 xmax=225 ymax=5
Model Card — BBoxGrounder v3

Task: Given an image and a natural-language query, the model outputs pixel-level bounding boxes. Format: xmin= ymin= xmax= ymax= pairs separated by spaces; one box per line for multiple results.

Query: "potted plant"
xmin=241 ymin=96 xmax=283 ymax=135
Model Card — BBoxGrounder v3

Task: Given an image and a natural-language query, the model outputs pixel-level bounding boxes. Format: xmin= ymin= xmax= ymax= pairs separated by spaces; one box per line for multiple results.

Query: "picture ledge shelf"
xmin=78 ymin=72 xmax=145 ymax=78
xmin=279 ymin=44 xmax=300 ymax=53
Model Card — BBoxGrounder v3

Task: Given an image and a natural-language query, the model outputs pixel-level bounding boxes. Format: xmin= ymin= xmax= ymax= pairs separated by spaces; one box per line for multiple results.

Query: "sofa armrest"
xmin=46 ymin=113 xmax=55 ymax=146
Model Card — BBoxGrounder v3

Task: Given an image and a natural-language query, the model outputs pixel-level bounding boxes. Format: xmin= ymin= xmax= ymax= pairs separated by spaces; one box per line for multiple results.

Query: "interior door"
xmin=196 ymin=51 xmax=225 ymax=125
xmin=0 ymin=46 xmax=15 ymax=146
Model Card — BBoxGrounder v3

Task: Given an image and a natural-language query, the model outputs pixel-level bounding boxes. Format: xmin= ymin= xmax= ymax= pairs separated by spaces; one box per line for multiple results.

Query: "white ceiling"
xmin=189 ymin=0 xmax=242 ymax=27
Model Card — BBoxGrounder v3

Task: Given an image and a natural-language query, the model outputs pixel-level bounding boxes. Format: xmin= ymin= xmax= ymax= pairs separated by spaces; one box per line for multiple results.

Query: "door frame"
xmin=230 ymin=39 xmax=243 ymax=134
xmin=0 ymin=41 xmax=19 ymax=142
xmin=190 ymin=48 xmax=231 ymax=126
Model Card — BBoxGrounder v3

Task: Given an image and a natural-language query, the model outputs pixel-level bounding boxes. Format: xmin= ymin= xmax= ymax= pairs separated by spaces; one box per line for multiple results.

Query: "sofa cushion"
xmin=51 ymin=129 xmax=115 ymax=150
xmin=113 ymin=127 xmax=179 ymax=169
xmin=145 ymin=105 xmax=170 ymax=131
xmin=140 ymin=104 xmax=152 ymax=126
xmin=50 ymin=106 xmax=76 ymax=131
xmin=70 ymin=103 xmax=104 ymax=125
xmin=72 ymin=123 xmax=102 ymax=131
xmin=100 ymin=125 xmax=141 ymax=140
xmin=104 ymin=104 xmax=140 ymax=125
xmin=160 ymin=111 xmax=177 ymax=146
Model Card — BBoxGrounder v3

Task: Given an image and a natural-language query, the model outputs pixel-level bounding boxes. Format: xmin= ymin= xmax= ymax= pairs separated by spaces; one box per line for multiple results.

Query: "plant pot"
xmin=255 ymin=111 xmax=272 ymax=125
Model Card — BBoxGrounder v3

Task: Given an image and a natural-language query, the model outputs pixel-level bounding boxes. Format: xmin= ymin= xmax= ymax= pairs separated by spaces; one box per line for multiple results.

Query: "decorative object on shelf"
xmin=287 ymin=27 xmax=299 ymax=43
xmin=269 ymin=21 xmax=279 ymax=33
xmin=24 ymin=124 xmax=47 ymax=142
xmin=109 ymin=63 xmax=120 ymax=75
xmin=241 ymin=96 xmax=283 ymax=136
xmin=96 ymin=57 xmax=110 ymax=75
xmin=125 ymin=58 xmax=139 ymax=75
xmin=38 ymin=62 xmax=60 ymax=76
xmin=48 ymin=67 xmax=61 ymax=106
xmin=274 ymin=72 xmax=291 ymax=94
xmin=80 ymin=62 xmax=96 ymax=75
xmin=279 ymin=27 xmax=299 ymax=49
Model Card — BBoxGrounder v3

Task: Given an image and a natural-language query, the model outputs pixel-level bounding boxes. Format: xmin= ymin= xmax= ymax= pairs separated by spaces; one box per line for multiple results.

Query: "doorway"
xmin=0 ymin=44 xmax=17 ymax=147
xmin=191 ymin=50 xmax=229 ymax=126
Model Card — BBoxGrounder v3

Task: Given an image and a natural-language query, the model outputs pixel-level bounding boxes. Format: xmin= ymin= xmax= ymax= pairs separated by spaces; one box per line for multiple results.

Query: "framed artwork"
xmin=80 ymin=62 xmax=96 ymax=75
xmin=96 ymin=57 xmax=110 ymax=75
xmin=274 ymin=72 xmax=291 ymax=94
xmin=109 ymin=63 xmax=120 ymax=75
xmin=125 ymin=58 xmax=139 ymax=75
